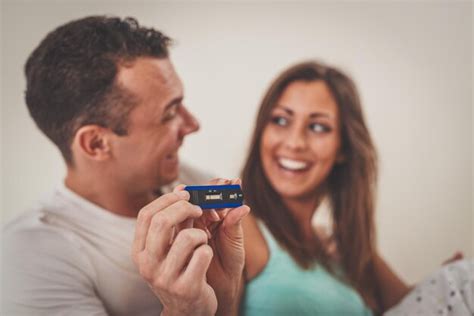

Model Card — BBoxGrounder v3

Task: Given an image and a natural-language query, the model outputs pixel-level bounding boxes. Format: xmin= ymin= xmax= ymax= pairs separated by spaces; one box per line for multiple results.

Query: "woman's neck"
xmin=284 ymin=195 xmax=321 ymax=241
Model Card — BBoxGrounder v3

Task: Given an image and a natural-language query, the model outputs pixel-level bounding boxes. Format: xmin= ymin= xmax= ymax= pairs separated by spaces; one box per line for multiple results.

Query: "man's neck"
xmin=65 ymin=171 xmax=157 ymax=218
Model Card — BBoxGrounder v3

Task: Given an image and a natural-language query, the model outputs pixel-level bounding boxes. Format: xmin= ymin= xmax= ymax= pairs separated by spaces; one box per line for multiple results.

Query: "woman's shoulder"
xmin=242 ymin=213 xmax=270 ymax=281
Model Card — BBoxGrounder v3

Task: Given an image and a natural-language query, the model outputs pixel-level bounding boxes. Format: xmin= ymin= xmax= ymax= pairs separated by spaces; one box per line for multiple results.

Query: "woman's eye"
xmin=271 ymin=116 xmax=288 ymax=126
xmin=310 ymin=123 xmax=330 ymax=133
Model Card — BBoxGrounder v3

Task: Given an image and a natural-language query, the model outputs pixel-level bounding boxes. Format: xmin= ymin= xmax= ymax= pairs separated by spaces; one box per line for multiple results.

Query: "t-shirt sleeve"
xmin=2 ymin=226 xmax=109 ymax=316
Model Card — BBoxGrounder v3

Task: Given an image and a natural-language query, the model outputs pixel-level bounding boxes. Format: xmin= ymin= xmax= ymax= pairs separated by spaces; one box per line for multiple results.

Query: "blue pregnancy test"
xmin=184 ymin=184 xmax=244 ymax=209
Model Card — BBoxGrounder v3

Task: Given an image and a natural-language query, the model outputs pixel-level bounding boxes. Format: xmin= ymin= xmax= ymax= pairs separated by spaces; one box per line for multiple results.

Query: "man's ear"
xmin=72 ymin=125 xmax=113 ymax=161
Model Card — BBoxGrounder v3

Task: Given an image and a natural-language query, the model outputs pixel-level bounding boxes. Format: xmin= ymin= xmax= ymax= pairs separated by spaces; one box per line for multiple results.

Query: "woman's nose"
xmin=284 ymin=126 xmax=307 ymax=151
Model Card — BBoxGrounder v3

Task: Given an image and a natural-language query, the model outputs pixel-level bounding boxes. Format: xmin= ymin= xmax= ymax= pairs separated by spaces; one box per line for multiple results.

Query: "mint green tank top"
xmin=241 ymin=223 xmax=373 ymax=316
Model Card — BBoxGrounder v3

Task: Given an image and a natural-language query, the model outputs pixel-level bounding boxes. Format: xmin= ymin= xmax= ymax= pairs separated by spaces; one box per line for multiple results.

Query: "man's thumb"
xmin=222 ymin=205 xmax=250 ymax=238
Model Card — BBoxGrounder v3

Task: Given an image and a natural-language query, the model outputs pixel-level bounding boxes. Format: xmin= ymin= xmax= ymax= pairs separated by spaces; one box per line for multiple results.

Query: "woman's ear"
xmin=72 ymin=125 xmax=113 ymax=161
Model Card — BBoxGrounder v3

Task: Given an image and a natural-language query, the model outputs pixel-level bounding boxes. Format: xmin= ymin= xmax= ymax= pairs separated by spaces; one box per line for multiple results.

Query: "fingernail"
xmin=178 ymin=191 xmax=189 ymax=199
xmin=173 ymin=184 xmax=186 ymax=191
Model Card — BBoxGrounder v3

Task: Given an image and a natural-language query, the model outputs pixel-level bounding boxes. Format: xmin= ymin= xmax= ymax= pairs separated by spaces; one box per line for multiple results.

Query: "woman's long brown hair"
xmin=241 ymin=61 xmax=380 ymax=312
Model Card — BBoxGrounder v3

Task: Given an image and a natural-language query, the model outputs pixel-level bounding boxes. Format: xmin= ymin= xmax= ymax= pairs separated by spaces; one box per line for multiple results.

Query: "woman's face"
xmin=260 ymin=80 xmax=342 ymax=201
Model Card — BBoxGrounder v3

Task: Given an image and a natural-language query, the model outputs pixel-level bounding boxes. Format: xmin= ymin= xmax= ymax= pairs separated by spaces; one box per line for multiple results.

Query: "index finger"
xmin=133 ymin=191 xmax=190 ymax=255
xmin=145 ymin=200 xmax=203 ymax=259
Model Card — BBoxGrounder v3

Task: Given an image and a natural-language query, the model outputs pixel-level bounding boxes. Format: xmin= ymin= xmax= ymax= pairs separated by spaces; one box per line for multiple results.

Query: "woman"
xmin=240 ymin=61 xmax=410 ymax=315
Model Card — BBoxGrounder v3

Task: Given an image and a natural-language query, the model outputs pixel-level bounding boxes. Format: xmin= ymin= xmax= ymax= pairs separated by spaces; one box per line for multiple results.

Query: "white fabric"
xmin=2 ymin=164 xmax=212 ymax=316
xmin=385 ymin=259 xmax=474 ymax=316
xmin=312 ymin=198 xmax=333 ymax=237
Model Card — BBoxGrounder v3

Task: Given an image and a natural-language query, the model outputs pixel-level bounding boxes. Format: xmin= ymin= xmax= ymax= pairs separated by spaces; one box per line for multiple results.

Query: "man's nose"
xmin=179 ymin=105 xmax=200 ymax=137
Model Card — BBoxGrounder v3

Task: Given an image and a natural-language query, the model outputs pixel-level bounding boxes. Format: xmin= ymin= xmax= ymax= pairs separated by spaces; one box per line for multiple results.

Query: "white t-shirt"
xmin=2 ymin=164 xmax=212 ymax=316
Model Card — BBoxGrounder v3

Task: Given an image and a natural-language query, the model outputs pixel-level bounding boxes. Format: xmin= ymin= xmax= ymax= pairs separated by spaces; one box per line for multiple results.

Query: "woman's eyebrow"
xmin=275 ymin=105 xmax=331 ymax=118
xmin=274 ymin=105 xmax=294 ymax=116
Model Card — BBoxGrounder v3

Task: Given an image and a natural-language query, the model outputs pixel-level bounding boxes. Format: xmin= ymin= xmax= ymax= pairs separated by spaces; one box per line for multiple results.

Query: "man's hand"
xmin=199 ymin=178 xmax=250 ymax=316
xmin=132 ymin=191 xmax=217 ymax=316
xmin=173 ymin=178 xmax=250 ymax=316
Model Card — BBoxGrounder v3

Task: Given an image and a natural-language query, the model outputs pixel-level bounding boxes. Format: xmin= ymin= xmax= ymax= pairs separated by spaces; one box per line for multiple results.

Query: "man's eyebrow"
xmin=275 ymin=105 xmax=331 ymax=118
xmin=163 ymin=96 xmax=183 ymax=112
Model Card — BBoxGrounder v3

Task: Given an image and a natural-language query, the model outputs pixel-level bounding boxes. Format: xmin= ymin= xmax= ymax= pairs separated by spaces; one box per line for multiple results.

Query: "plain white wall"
xmin=1 ymin=1 xmax=472 ymax=283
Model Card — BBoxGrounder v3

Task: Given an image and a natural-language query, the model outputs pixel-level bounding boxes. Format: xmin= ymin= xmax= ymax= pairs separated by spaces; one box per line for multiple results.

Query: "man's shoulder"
xmin=2 ymin=204 xmax=102 ymax=315
xmin=3 ymin=209 xmax=81 ymax=256
xmin=3 ymin=206 xmax=96 ymax=284
xmin=3 ymin=193 xmax=86 ymax=258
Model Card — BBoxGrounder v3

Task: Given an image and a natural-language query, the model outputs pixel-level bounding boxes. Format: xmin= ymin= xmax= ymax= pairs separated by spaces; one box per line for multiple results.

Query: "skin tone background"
xmin=1 ymin=1 xmax=472 ymax=286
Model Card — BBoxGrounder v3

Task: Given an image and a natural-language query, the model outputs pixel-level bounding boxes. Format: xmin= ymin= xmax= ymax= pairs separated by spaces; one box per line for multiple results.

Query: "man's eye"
xmin=162 ymin=106 xmax=179 ymax=122
xmin=309 ymin=123 xmax=330 ymax=133
xmin=271 ymin=116 xmax=288 ymax=126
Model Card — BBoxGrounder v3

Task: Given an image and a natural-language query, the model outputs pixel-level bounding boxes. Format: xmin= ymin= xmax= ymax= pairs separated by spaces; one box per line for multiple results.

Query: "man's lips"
xmin=165 ymin=152 xmax=179 ymax=163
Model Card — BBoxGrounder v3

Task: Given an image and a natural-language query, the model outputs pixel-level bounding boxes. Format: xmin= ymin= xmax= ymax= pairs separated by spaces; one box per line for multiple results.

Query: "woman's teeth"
xmin=278 ymin=158 xmax=309 ymax=171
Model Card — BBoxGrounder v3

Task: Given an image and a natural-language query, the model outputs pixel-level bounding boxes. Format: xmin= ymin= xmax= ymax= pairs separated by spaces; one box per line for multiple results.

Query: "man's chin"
xmin=158 ymin=170 xmax=180 ymax=188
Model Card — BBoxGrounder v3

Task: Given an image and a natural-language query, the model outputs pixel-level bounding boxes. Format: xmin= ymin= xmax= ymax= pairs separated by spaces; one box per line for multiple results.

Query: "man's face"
xmin=110 ymin=57 xmax=199 ymax=195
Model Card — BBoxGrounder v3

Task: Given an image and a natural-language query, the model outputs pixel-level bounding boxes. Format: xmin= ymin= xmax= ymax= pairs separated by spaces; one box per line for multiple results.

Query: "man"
xmin=2 ymin=16 xmax=249 ymax=316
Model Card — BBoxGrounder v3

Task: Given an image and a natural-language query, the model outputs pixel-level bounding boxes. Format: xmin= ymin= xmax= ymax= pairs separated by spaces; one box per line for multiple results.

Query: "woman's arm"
xmin=373 ymin=253 xmax=412 ymax=311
